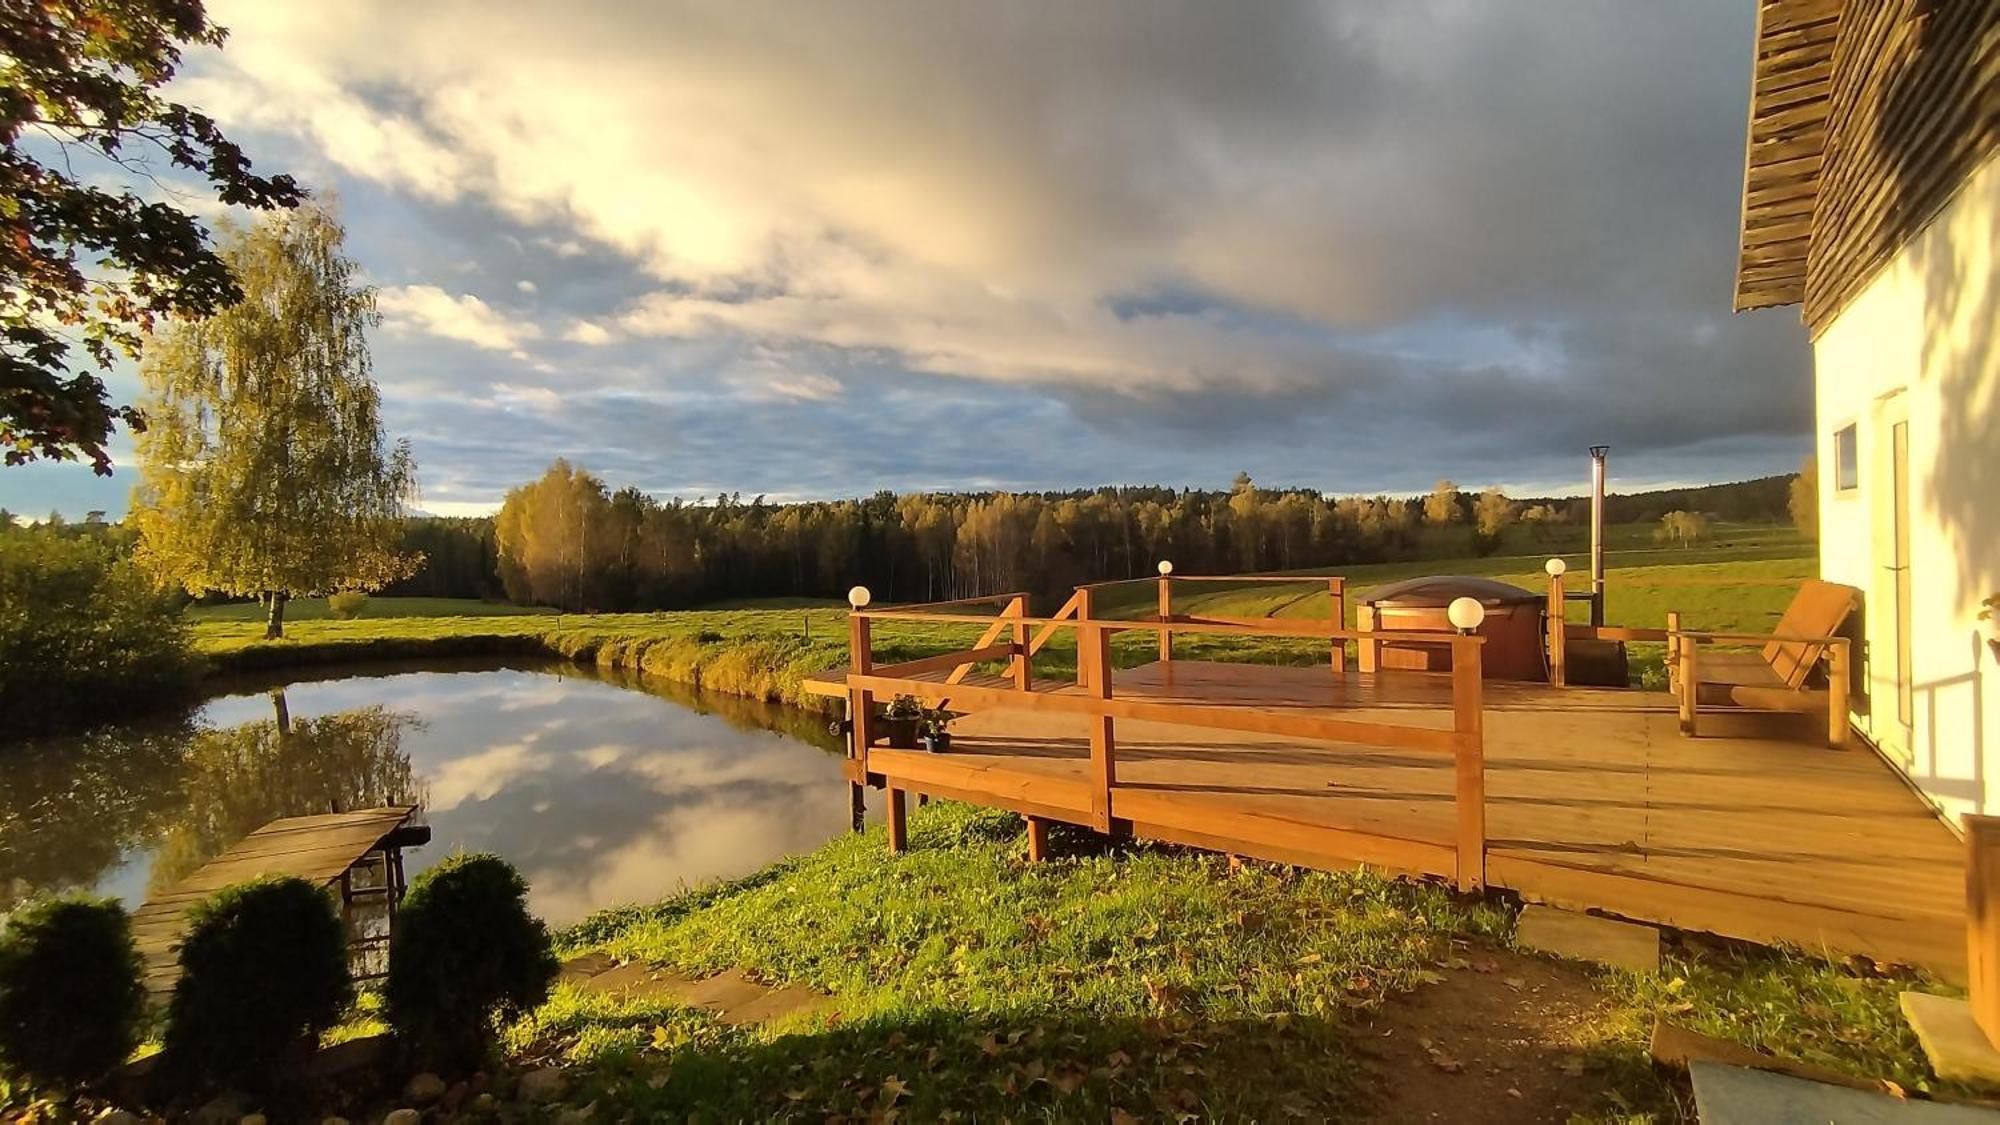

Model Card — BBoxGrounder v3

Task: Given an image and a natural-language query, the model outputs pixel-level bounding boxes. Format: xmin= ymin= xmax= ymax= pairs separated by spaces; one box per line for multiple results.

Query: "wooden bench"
xmin=1673 ymin=579 xmax=1860 ymax=748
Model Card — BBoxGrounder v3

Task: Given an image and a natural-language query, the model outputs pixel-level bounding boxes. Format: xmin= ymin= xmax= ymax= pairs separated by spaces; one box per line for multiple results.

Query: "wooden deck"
xmin=812 ymin=659 xmax=1965 ymax=976
xmin=131 ymin=806 xmax=427 ymax=996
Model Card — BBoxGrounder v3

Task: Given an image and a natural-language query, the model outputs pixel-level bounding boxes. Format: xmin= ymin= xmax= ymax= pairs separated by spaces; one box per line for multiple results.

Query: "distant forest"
xmin=384 ymin=464 xmax=1801 ymax=612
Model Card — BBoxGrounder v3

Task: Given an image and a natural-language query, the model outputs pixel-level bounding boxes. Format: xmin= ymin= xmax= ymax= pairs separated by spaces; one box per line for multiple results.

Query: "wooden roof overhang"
xmin=1733 ymin=0 xmax=1846 ymax=312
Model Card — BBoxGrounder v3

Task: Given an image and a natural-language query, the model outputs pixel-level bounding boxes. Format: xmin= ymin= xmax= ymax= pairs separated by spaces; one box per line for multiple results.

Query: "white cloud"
xmin=377 ymin=284 xmax=541 ymax=356
xmin=517 ymin=279 xmax=538 ymax=294
xmin=563 ymin=319 xmax=613 ymax=346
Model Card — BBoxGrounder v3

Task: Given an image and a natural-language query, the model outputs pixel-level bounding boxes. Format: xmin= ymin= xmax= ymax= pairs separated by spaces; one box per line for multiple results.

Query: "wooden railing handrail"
xmin=855 ymin=607 xmax=1480 ymax=645
xmin=872 ymin=642 xmax=1018 ymax=680
xmin=1074 ymin=573 xmax=1349 ymax=590
xmin=1027 ymin=590 xmax=1082 ymax=655
xmin=882 ymin=590 xmax=1034 ymax=613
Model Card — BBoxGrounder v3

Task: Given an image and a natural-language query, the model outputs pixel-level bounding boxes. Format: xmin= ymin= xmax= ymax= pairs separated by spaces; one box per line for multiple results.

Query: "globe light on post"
xmin=1544 ymin=557 xmax=1567 ymax=577
xmin=1447 ymin=596 xmax=1486 ymax=635
xmin=847 ymin=585 xmax=872 ymax=610
xmin=1157 ymin=560 xmax=1174 ymax=576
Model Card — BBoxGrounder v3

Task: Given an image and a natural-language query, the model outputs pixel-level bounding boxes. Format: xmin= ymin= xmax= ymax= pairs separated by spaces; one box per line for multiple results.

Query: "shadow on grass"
xmin=561 ymin=1005 xmax=1366 ymax=1122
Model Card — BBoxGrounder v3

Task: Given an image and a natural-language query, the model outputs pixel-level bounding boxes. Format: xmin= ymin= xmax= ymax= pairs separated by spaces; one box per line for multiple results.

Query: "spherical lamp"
xmin=1447 ymin=596 xmax=1486 ymax=634
xmin=1157 ymin=560 xmax=1174 ymax=576
xmin=847 ymin=585 xmax=872 ymax=610
xmin=1544 ymin=557 xmax=1567 ymax=577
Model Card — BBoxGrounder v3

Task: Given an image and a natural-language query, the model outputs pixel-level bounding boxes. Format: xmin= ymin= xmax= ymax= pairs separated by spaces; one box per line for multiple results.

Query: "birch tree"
xmin=131 ymin=204 xmax=417 ymax=638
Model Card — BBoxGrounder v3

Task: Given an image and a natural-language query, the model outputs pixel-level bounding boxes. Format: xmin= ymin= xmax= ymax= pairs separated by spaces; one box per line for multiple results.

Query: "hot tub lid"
xmin=1359 ymin=575 xmax=1540 ymax=608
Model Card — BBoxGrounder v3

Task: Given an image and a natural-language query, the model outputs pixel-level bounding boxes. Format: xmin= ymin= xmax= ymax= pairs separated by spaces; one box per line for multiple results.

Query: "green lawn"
xmin=185 ymin=527 xmax=1816 ymax=704
xmin=513 ymin=801 xmax=1953 ymax=1121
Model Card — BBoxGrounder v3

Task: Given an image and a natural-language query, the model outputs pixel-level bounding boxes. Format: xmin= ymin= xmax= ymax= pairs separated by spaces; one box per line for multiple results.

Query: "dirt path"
xmin=1350 ymin=945 xmax=1632 ymax=1123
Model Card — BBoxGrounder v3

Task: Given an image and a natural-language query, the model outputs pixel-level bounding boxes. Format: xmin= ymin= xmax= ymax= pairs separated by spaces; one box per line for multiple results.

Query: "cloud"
xmin=563 ymin=319 xmax=613 ymax=346
xmin=376 ymin=284 xmax=542 ymax=356
xmin=21 ymin=0 xmax=1815 ymax=518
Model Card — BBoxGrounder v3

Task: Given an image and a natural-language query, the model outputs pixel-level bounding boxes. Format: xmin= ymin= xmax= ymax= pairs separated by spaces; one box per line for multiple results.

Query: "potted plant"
xmin=883 ymin=694 xmax=923 ymax=749
xmin=919 ymin=707 xmax=955 ymax=753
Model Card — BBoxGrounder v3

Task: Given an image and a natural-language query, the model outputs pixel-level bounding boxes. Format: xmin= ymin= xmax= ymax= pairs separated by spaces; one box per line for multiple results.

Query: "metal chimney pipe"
xmin=1588 ymin=445 xmax=1609 ymax=626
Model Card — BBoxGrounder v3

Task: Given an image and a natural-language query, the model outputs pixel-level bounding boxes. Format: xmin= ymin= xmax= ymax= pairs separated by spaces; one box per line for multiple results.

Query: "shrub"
xmin=0 ymin=897 xmax=145 ymax=1094
xmin=161 ymin=877 xmax=352 ymax=1091
xmin=326 ymin=590 xmax=370 ymax=620
xmin=0 ymin=533 xmax=196 ymax=735
xmin=386 ymin=854 xmax=558 ymax=1072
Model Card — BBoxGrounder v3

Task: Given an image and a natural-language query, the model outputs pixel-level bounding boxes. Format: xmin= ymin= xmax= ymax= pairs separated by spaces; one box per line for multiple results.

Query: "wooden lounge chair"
xmin=1672 ymin=579 xmax=1860 ymax=748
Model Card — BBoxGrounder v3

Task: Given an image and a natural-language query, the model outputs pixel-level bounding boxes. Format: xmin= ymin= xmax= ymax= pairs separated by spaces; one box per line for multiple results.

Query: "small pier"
xmin=131 ymin=806 xmax=430 ymax=997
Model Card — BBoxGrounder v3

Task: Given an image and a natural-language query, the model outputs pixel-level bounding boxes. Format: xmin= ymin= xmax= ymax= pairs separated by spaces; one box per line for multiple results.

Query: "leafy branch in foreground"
xmin=2 ymin=0 xmax=302 ymax=473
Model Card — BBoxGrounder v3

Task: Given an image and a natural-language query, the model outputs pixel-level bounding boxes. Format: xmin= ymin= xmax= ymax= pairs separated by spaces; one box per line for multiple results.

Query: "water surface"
xmin=0 ymin=660 xmax=855 ymax=926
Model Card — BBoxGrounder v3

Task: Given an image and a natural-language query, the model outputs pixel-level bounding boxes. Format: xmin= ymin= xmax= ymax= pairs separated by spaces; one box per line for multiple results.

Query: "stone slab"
xmin=576 ymin=960 xmax=696 ymax=999
xmin=1649 ymin=1018 xmax=1878 ymax=1091
xmin=1691 ymin=1061 xmax=2000 ymax=1124
xmin=558 ymin=951 xmax=617 ymax=983
xmin=1516 ymin=905 xmax=1660 ymax=972
xmin=717 ymin=984 xmax=834 ymax=1026
xmin=680 ymin=968 xmax=771 ymax=1012
xmin=1904 ymin=991 xmax=2000 ymax=1086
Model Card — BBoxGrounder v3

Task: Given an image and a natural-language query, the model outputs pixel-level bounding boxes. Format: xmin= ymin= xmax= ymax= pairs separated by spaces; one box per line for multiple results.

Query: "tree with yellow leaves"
xmin=131 ymin=204 xmax=418 ymax=638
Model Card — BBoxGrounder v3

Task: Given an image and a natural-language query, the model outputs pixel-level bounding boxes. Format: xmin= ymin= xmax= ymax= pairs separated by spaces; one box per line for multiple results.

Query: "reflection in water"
xmin=150 ymin=692 xmax=425 ymax=890
xmin=0 ymin=660 xmax=855 ymax=925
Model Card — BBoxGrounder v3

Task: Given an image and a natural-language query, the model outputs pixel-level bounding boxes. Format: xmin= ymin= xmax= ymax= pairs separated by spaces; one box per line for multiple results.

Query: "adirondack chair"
xmin=1672 ymin=579 xmax=1860 ymax=748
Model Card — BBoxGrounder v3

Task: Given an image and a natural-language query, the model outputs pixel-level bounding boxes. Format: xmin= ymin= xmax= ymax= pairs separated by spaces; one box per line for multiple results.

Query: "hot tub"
xmin=1357 ymin=575 xmax=1546 ymax=681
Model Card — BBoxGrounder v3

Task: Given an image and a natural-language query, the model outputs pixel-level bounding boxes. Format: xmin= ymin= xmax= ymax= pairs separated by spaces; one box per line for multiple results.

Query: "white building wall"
xmin=1810 ymin=151 xmax=1999 ymax=828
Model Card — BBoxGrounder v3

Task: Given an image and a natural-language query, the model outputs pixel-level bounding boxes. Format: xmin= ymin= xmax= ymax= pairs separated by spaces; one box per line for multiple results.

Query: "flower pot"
xmin=885 ymin=717 xmax=920 ymax=749
xmin=921 ymin=731 xmax=952 ymax=754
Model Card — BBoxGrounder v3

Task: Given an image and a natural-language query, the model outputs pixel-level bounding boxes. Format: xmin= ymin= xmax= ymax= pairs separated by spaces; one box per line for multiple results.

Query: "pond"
xmin=0 ymin=659 xmax=859 ymax=927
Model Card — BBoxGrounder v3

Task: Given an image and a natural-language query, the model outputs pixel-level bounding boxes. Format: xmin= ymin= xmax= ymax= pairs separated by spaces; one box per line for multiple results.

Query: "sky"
xmin=5 ymin=0 xmax=1815 ymax=519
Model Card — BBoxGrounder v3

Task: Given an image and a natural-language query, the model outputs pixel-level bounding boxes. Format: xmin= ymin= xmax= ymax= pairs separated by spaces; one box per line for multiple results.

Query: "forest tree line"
xmin=354 ymin=461 xmax=1802 ymax=613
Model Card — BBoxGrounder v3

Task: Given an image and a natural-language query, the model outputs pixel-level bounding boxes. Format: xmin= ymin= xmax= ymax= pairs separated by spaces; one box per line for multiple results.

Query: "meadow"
xmin=187 ymin=522 xmax=1816 ymax=707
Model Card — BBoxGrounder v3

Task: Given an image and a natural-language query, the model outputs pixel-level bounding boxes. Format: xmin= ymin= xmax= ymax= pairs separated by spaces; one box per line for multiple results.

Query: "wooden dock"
xmin=131 ymin=806 xmax=429 ymax=996
xmin=808 ymin=584 xmax=1966 ymax=977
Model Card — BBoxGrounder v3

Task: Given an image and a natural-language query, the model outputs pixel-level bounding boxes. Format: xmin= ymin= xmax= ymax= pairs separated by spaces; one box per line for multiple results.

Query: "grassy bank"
xmin=518 ymin=801 xmax=1952 ymax=1121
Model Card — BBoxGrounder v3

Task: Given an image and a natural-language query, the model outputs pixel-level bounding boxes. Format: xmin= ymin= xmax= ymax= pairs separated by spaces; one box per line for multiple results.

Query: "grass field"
xmin=186 ymin=524 xmax=1816 ymax=706
xmin=513 ymin=801 xmax=1954 ymax=1120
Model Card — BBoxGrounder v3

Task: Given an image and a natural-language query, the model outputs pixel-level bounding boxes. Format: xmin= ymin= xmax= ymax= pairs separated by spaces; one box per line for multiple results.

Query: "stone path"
xmin=559 ymin=953 xmax=834 ymax=1026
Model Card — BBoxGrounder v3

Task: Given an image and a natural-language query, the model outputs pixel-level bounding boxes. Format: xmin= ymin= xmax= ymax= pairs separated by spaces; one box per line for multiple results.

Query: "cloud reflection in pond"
xmin=2 ymin=661 xmax=858 ymax=927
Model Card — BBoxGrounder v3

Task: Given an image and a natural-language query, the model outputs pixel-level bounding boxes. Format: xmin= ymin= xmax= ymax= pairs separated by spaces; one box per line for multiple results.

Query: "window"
xmin=1833 ymin=424 xmax=1859 ymax=492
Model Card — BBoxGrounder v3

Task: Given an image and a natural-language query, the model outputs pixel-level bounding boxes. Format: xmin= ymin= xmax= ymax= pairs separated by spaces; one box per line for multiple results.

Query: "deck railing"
xmin=1073 ymin=573 xmax=1349 ymax=672
xmin=842 ymin=589 xmax=1489 ymax=890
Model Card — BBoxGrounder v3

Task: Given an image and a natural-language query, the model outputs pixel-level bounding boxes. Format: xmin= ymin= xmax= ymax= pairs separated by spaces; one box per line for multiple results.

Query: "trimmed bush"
xmin=0 ymin=897 xmax=145 ymax=1094
xmin=326 ymin=591 xmax=370 ymax=620
xmin=161 ymin=877 xmax=352 ymax=1091
xmin=386 ymin=854 xmax=558 ymax=1072
xmin=0 ymin=533 xmax=196 ymax=735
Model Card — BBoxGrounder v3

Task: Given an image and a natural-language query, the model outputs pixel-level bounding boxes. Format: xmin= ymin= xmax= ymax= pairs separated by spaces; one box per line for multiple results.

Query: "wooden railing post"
xmin=1451 ymin=633 xmax=1485 ymax=891
xmin=1076 ymin=587 xmax=1095 ymax=688
xmin=1158 ymin=576 xmax=1174 ymax=664
xmin=1008 ymin=595 xmax=1031 ymax=690
xmin=1665 ymin=610 xmax=1682 ymax=693
xmin=1968 ymin=814 xmax=2000 ymax=1048
xmin=1677 ymin=634 xmax=1699 ymax=735
xmin=1328 ymin=577 xmax=1348 ymax=673
xmin=1547 ymin=568 xmax=1567 ymax=687
xmin=848 ymin=613 xmax=875 ymax=779
xmin=1827 ymin=638 xmax=1850 ymax=748
xmin=1358 ymin=604 xmax=1380 ymax=673
xmin=886 ymin=787 xmax=907 ymax=854
xmin=1085 ymin=621 xmax=1116 ymax=832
